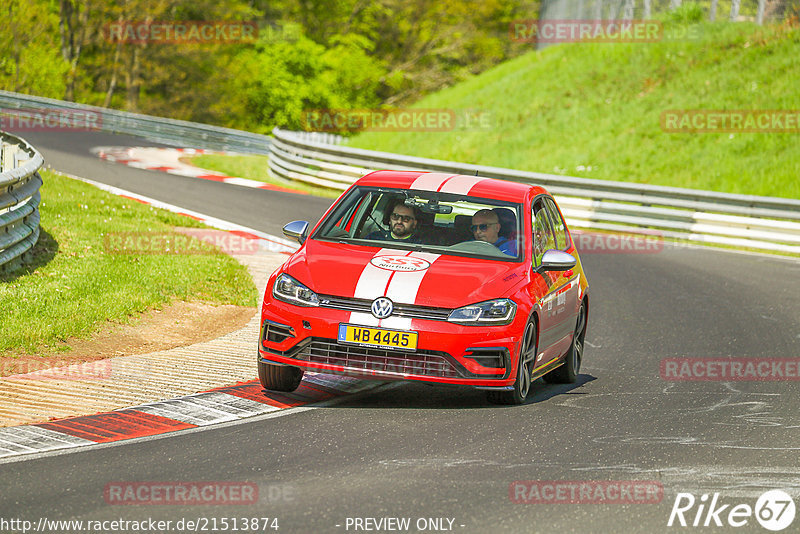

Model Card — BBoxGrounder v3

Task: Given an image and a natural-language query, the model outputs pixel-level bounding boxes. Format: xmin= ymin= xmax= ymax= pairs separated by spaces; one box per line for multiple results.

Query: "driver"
xmin=471 ymin=209 xmax=516 ymax=256
xmin=366 ymin=201 xmax=423 ymax=243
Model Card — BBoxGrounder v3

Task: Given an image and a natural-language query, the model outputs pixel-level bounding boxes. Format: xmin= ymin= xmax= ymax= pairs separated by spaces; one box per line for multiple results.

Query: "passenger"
xmin=471 ymin=209 xmax=517 ymax=256
xmin=366 ymin=201 xmax=423 ymax=243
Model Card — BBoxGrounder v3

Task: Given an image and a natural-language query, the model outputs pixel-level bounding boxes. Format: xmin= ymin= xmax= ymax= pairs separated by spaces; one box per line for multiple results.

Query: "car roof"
xmin=356 ymin=170 xmax=548 ymax=203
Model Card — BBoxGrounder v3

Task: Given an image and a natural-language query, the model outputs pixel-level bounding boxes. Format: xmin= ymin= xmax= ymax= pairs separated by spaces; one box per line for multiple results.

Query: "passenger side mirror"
xmin=283 ymin=220 xmax=309 ymax=244
xmin=536 ymin=250 xmax=576 ymax=271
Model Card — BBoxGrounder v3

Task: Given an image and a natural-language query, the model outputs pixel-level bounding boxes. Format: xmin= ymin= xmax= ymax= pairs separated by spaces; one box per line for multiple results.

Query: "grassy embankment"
xmin=349 ymin=20 xmax=800 ymax=199
xmin=0 ymin=171 xmax=257 ymax=354
xmin=192 ymin=20 xmax=799 ymax=200
xmin=183 ymin=18 xmax=799 ymax=263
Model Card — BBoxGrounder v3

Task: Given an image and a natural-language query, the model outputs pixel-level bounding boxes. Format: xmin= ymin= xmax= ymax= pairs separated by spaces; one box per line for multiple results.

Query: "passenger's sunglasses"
xmin=471 ymin=222 xmax=499 ymax=232
xmin=390 ymin=213 xmax=415 ymax=223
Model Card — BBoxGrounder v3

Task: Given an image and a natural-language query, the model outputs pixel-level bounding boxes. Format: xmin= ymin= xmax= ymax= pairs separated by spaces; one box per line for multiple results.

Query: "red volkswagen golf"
xmin=258 ymin=171 xmax=589 ymax=404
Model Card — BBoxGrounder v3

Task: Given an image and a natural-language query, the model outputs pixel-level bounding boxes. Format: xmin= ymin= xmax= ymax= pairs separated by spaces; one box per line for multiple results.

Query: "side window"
xmin=332 ymin=194 xmax=362 ymax=232
xmin=333 ymin=191 xmax=376 ymax=238
xmin=544 ymin=197 xmax=569 ymax=251
xmin=532 ymin=201 xmax=556 ymax=267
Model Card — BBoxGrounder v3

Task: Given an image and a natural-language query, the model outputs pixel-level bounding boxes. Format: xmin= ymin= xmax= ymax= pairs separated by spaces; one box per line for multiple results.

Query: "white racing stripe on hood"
xmin=439 ymin=175 xmax=486 ymax=195
xmin=352 ymin=248 xmax=396 ymax=301
xmin=384 ymin=252 xmax=441 ymax=304
xmin=349 ymin=248 xmax=400 ymax=326
xmin=409 ymin=173 xmax=457 ymax=191
xmin=378 ymin=316 xmax=412 ymax=329
xmin=349 ymin=250 xmax=441 ymax=329
xmin=350 ymin=312 xmax=379 ymax=327
xmin=381 ymin=252 xmax=441 ymax=330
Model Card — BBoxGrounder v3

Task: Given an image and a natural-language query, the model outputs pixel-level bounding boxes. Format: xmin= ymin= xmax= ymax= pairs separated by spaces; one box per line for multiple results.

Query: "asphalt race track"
xmin=20 ymin=130 xmax=334 ymax=236
xmin=2 ymin=130 xmax=800 ymax=533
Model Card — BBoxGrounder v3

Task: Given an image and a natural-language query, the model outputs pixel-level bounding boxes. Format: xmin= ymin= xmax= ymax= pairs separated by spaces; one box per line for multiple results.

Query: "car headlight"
xmin=447 ymin=299 xmax=517 ymax=326
xmin=272 ymin=273 xmax=319 ymax=307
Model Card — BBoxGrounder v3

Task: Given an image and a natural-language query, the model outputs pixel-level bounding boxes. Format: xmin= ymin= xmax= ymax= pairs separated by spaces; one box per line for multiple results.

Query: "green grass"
xmin=189 ymin=153 xmax=341 ymax=198
xmin=0 ymin=171 xmax=258 ymax=354
xmin=348 ymin=20 xmax=800 ymax=199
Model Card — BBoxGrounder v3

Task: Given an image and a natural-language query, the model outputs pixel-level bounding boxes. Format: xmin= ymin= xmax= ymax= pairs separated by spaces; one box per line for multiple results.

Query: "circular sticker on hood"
xmin=370 ymin=255 xmax=431 ymax=272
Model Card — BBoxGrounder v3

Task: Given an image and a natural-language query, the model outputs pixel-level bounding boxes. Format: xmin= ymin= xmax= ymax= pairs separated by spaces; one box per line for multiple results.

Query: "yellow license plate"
xmin=337 ymin=324 xmax=418 ymax=351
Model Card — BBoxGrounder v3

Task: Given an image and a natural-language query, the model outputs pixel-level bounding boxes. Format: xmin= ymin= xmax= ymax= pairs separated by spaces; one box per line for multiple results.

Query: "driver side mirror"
xmin=536 ymin=250 xmax=576 ymax=272
xmin=283 ymin=220 xmax=309 ymax=245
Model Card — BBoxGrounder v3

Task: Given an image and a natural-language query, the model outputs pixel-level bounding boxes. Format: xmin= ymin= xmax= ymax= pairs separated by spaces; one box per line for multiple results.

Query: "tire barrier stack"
xmin=0 ymin=132 xmax=43 ymax=273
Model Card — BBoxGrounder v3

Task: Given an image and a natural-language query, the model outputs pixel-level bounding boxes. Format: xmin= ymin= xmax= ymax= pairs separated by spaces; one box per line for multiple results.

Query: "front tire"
xmin=487 ymin=319 xmax=536 ymax=405
xmin=544 ymin=300 xmax=586 ymax=384
xmin=258 ymin=360 xmax=303 ymax=392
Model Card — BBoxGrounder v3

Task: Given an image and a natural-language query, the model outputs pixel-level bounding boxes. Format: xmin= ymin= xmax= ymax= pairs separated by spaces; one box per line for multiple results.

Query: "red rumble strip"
xmin=0 ymin=377 xmax=377 ymax=460
xmin=35 ymin=410 xmax=195 ymax=443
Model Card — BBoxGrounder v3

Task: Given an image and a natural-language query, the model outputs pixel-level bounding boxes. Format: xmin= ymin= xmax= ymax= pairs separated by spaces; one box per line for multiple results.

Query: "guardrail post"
xmin=14 ymin=145 xmax=29 ymax=168
xmin=1 ymin=142 xmax=16 ymax=173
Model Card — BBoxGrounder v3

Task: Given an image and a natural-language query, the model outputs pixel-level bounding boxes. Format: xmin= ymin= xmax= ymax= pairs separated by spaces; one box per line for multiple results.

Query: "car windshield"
xmin=314 ymin=187 xmax=522 ymax=261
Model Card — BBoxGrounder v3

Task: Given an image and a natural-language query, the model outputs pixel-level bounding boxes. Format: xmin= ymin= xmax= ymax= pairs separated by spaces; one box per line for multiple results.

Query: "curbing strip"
xmin=0 ymin=376 xmax=379 ymax=460
xmin=91 ymin=146 xmax=307 ymax=194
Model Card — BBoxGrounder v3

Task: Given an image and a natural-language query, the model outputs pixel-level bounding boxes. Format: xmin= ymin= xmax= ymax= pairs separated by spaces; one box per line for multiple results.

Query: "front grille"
xmin=294 ymin=339 xmax=461 ymax=378
xmin=318 ymin=295 xmax=451 ymax=321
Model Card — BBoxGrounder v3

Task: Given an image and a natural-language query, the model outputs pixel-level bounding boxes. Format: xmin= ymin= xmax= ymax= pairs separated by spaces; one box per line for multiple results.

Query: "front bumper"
xmin=258 ymin=303 xmax=521 ymax=388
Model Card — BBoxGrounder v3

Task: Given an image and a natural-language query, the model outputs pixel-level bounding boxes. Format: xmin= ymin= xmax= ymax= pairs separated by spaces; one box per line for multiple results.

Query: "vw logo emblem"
xmin=371 ymin=297 xmax=393 ymax=319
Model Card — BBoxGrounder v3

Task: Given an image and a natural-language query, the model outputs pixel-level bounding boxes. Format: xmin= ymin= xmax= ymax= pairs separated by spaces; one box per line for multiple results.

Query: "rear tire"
xmin=258 ymin=360 xmax=303 ymax=392
xmin=487 ymin=319 xmax=536 ymax=405
xmin=544 ymin=300 xmax=586 ymax=384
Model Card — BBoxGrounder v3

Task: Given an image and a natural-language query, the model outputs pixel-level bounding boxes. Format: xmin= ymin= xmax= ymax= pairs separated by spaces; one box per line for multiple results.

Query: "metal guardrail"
xmin=269 ymin=128 xmax=800 ymax=255
xmin=0 ymin=90 xmax=272 ymax=154
xmin=0 ymin=131 xmax=43 ymax=273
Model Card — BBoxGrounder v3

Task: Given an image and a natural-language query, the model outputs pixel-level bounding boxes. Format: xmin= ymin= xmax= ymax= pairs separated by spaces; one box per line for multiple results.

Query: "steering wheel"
xmin=449 ymin=240 xmax=506 ymax=256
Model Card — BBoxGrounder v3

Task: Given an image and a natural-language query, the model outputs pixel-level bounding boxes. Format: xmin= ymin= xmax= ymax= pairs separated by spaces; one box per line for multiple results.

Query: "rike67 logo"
xmin=668 ymin=490 xmax=796 ymax=531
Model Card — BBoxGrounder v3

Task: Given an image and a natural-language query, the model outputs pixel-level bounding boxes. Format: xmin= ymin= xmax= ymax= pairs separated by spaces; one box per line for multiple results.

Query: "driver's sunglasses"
xmin=390 ymin=213 xmax=415 ymax=223
xmin=471 ymin=222 xmax=499 ymax=232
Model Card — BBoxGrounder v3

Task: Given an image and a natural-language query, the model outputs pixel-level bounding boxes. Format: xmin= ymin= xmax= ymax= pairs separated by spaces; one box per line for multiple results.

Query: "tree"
xmin=730 ymin=0 xmax=741 ymax=20
xmin=623 ymin=0 xmax=635 ymax=20
xmin=59 ymin=0 xmax=92 ymax=101
xmin=0 ymin=0 xmax=67 ymax=98
xmin=3 ymin=0 xmax=537 ymax=131
xmin=223 ymin=28 xmax=386 ymax=133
